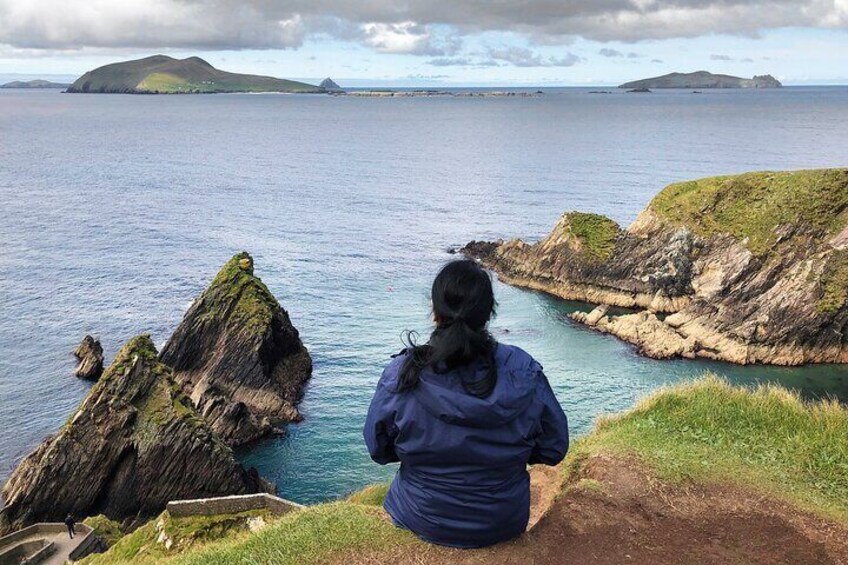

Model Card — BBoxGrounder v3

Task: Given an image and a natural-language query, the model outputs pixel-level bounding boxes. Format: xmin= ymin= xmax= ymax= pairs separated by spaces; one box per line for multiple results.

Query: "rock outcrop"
xmin=160 ymin=252 xmax=312 ymax=447
xmin=0 ymin=335 xmax=265 ymax=535
xmin=73 ymin=335 xmax=104 ymax=380
xmin=463 ymin=169 xmax=848 ymax=366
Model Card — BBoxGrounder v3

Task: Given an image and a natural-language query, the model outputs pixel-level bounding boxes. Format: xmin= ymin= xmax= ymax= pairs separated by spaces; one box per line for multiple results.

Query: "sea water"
xmin=1 ymin=87 xmax=847 ymax=503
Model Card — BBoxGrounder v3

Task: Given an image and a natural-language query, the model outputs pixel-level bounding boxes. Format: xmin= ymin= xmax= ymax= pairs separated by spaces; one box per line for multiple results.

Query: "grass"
xmin=169 ymin=503 xmax=414 ymax=565
xmin=565 ymin=212 xmax=621 ymax=260
xmin=649 ymin=169 xmax=848 ymax=255
xmin=83 ymin=376 xmax=848 ymax=563
xmin=80 ymin=509 xmax=275 ymax=564
xmin=346 ymin=483 xmax=389 ymax=506
xmin=83 ymin=515 xmax=124 ymax=547
xmin=576 ymin=374 xmax=848 ymax=521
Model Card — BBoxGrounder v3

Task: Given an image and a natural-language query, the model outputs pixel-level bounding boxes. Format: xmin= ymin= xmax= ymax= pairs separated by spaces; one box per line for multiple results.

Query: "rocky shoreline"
xmin=463 ymin=169 xmax=848 ymax=366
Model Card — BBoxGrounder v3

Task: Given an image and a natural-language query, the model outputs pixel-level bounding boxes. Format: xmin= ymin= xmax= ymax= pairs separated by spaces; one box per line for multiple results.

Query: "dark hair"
xmin=398 ymin=259 xmax=498 ymax=397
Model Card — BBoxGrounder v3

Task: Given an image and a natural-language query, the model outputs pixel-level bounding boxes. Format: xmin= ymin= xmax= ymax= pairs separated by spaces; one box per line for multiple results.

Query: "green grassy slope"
xmin=648 ymin=168 xmax=848 ymax=255
xmin=67 ymin=55 xmax=322 ymax=94
xmin=83 ymin=376 xmax=848 ymax=563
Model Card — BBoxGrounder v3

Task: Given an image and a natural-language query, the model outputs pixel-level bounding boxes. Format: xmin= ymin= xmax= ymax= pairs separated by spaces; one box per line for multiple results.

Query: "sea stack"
xmin=73 ymin=334 xmax=104 ymax=380
xmin=464 ymin=169 xmax=848 ymax=366
xmin=160 ymin=252 xmax=312 ymax=446
xmin=319 ymin=78 xmax=343 ymax=92
xmin=0 ymin=335 xmax=265 ymax=534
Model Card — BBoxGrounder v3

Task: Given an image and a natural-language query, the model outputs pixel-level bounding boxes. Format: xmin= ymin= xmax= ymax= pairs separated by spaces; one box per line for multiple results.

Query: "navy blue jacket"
xmin=363 ymin=343 xmax=569 ymax=548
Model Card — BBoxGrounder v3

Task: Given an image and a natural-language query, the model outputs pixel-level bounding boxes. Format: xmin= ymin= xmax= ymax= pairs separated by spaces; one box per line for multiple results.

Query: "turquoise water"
xmin=1 ymin=87 xmax=847 ymax=504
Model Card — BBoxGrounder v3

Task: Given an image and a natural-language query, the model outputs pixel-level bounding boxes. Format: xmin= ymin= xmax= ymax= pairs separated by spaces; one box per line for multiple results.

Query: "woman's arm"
xmin=363 ymin=379 xmax=400 ymax=464
xmin=529 ymin=368 xmax=569 ymax=466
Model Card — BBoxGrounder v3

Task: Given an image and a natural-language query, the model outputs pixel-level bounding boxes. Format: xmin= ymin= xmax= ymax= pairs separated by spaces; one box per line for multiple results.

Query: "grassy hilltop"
xmin=66 ymin=55 xmax=323 ymax=94
xmin=82 ymin=376 xmax=848 ymax=564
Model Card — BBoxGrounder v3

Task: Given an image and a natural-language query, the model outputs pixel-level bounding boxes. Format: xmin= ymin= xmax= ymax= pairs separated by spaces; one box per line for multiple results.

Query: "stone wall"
xmin=166 ymin=493 xmax=304 ymax=519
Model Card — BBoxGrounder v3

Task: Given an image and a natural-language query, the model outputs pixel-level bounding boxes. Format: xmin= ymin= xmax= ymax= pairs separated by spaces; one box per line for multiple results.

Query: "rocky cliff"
xmin=159 ymin=252 xmax=312 ymax=446
xmin=0 ymin=335 xmax=264 ymax=534
xmin=463 ymin=169 xmax=848 ymax=365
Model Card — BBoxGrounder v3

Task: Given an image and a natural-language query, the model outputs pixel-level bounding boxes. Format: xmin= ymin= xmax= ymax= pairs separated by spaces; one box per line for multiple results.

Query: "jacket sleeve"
xmin=529 ymin=368 xmax=569 ymax=466
xmin=363 ymin=375 xmax=400 ymax=465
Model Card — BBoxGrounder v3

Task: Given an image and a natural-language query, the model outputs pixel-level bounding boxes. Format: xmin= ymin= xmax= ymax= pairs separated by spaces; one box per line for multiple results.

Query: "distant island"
xmin=1 ymin=79 xmax=71 ymax=89
xmin=619 ymin=71 xmax=782 ymax=89
xmin=66 ymin=55 xmax=323 ymax=94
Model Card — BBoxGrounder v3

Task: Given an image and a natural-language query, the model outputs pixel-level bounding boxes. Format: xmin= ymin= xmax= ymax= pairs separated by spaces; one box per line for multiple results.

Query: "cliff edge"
xmin=464 ymin=169 xmax=848 ymax=365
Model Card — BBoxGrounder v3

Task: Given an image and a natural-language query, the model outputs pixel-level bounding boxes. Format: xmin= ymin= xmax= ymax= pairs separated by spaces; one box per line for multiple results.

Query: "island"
xmin=65 ymin=55 xmax=323 ymax=94
xmin=619 ymin=71 xmax=781 ymax=89
xmin=1 ymin=79 xmax=71 ymax=89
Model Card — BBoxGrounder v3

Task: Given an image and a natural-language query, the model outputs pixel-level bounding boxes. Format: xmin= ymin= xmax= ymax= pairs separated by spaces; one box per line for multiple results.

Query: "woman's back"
xmin=364 ymin=342 xmax=568 ymax=548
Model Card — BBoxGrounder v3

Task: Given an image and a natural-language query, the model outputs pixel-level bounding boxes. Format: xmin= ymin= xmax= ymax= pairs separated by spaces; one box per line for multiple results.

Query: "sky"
xmin=0 ymin=0 xmax=846 ymax=86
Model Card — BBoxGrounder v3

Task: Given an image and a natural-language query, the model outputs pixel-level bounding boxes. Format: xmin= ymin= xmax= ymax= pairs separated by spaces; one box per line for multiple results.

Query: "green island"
xmin=79 ymin=376 xmax=848 ymax=564
xmin=66 ymin=55 xmax=322 ymax=94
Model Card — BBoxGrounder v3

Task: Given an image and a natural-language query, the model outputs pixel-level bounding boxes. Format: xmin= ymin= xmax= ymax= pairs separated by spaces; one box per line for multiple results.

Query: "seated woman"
xmin=364 ymin=259 xmax=569 ymax=548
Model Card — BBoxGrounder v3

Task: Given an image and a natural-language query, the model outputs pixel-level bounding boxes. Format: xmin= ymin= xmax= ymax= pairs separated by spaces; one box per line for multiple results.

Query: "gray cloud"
xmin=0 ymin=0 xmax=846 ymax=52
xmin=487 ymin=46 xmax=580 ymax=67
xmin=627 ymin=52 xmax=643 ymax=58
xmin=710 ymin=54 xmax=734 ymax=60
xmin=598 ymin=48 xmax=624 ymax=57
xmin=652 ymin=58 xmax=664 ymax=63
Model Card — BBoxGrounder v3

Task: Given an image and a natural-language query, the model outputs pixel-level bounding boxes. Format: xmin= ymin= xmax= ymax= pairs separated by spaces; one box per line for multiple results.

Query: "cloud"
xmin=486 ymin=46 xmax=580 ymax=67
xmin=627 ymin=52 xmax=643 ymax=58
xmin=598 ymin=48 xmax=624 ymax=57
xmin=710 ymin=54 xmax=734 ymax=61
xmin=427 ymin=56 xmax=500 ymax=67
xmin=651 ymin=58 xmax=664 ymax=63
xmin=741 ymin=57 xmax=754 ymax=62
xmin=360 ymin=22 xmax=460 ymax=55
xmin=0 ymin=0 xmax=846 ymax=52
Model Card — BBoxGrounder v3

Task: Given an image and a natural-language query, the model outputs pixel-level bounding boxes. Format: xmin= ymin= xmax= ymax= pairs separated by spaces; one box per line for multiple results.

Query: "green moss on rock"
xmin=203 ymin=252 xmax=279 ymax=332
xmin=818 ymin=250 xmax=848 ymax=313
xmin=83 ymin=515 xmax=124 ymax=547
xmin=566 ymin=212 xmax=621 ymax=261
xmin=649 ymin=169 xmax=848 ymax=255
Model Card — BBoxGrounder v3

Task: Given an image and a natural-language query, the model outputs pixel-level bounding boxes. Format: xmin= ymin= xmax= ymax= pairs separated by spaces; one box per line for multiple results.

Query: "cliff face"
xmin=464 ymin=169 xmax=848 ymax=366
xmin=0 ymin=335 xmax=264 ymax=534
xmin=159 ymin=252 xmax=312 ymax=447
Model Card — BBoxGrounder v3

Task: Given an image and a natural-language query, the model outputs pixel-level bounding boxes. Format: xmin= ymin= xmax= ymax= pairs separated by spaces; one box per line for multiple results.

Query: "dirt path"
xmin=340 ymin=455 xmax=848 ymax=564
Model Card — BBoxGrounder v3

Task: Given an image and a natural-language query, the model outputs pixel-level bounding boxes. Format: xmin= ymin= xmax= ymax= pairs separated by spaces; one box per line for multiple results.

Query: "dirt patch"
xmin=337 ymin=454 xmax=848 ymax=564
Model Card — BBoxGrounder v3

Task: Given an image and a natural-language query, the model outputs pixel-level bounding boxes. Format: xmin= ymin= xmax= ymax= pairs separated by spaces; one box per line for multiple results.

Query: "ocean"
xmin=1 ymin=86 xmax=847 ymax=504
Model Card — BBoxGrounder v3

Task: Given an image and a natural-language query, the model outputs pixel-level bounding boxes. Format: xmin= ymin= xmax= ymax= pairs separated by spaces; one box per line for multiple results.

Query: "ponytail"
xmin=397 ymin=260 xmax=497 ymax=397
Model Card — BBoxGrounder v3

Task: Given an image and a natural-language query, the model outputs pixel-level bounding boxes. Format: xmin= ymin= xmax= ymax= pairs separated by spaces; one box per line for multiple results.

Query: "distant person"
xmin=364 ymin=259 xmax=569 ymax=548
xmin=64 ymin=514 xmax=76 ymax=539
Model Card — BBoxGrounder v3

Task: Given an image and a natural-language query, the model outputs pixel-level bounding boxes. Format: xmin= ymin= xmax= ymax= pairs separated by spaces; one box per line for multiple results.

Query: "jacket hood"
xmin=410 ymin=345 xmax=537 ymax=428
